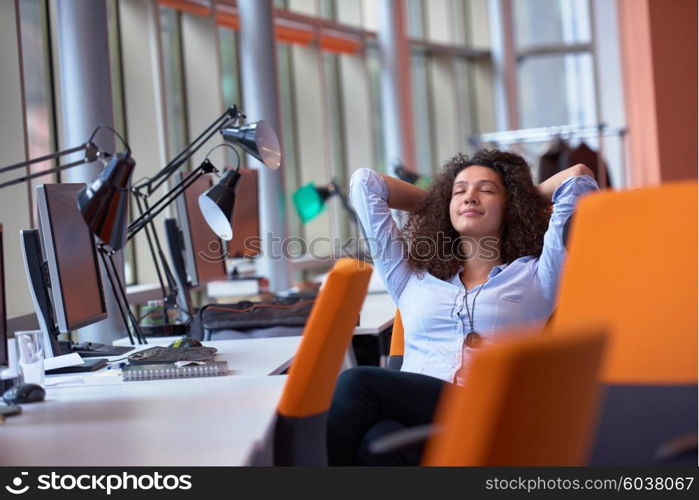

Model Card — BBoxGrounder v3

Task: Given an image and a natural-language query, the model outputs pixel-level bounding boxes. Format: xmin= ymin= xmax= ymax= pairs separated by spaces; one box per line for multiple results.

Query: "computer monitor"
xmin=164 ymin=217 xmax=194 ymax=318
xmin=0 ymin=225 xmax=8 ymax=370
xmin=226 ymin=167 xmax=261 ymax=259
xmin=174 ymin=174 xmax=227 ymax=287
xmin=37 ymin=184 xmax=107 ymax=332
xmin=28 ymin=183 xmax=132 ymax=360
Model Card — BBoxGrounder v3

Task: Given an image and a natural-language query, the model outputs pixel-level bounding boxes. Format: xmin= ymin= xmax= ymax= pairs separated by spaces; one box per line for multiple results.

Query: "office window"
xmin=518 ymin=52 xmax=596 ymax=128
xmin=218 ymin=25 xmax=242 ymax=169
xmin=514 ymin=0 xmax=591 ymax=47
xmin=277 ymin=44 xmax=305 ymax=251
xmin=159 ymin=6 xmax=189 ymax=162
xmin=287 ymin=0 xmax=317 ymax=16
xmin=411 ymin=51 xmax=435 ymax=174
xmin=18 ymin=0 xmax=57 ymax=225
xmin=406 ymin=0 xmax=426 ymax=39
xmin=366 ymin=45 xmax=385 ymax=174
xmin=335 ymin=0 xmax=362 ymax=28
xmin=319 ymin=0 xmax=335 ymax=20
xmin=105 ymin=0 xmax=135 ymax=285
xmin=360 ymin=0 xmax=378 ymax=31
xmin=454 ymin=57 xmax=478 ymax=137
xmin=107 ymin=0 xmax=125 ymax=140
xmin=512 ymin=0 xmax=596 ymax=128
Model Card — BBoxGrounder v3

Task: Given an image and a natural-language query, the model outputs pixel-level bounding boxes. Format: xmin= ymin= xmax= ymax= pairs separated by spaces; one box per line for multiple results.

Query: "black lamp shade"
xmin=198 ymin=169 xmax=241 ymax=241
xmin=220 ymin=120 xmax=281 ymax=170
xmin=78 ymin=152 xmax=135 ymax=252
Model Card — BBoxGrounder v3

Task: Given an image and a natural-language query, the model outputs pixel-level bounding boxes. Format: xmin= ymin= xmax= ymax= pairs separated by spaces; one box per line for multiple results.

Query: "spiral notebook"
xmin=122 ymin=361 xmax=229 ymax=381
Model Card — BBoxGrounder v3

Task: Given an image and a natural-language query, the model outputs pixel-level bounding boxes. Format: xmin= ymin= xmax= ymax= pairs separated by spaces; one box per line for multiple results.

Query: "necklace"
xmin=463 ymin=283 xmax=485 ymax=348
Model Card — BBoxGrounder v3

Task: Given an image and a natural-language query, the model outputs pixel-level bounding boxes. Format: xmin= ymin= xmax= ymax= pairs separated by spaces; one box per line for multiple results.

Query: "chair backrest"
xmin=387 ymin=308 xmax=404 ymax=370
xmin=273 ymin=258 xmax=372 ymax=465
xmin=550 ymin=181 xmax=697 ymax=384
xmin=422 ymin=327 xmax=608 ymax=466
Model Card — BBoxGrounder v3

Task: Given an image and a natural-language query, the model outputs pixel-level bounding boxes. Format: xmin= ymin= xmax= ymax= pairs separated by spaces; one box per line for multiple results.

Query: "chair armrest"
xmin=654 ymin=432 xmax=698 ymax=462
xmin=368 ymin=424 xmax=441 ymax=455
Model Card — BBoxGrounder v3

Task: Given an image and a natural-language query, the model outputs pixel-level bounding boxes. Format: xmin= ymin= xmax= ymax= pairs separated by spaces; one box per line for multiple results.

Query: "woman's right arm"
xmin=350 ymin=168 xmax=422 ymax=302
xmin=379 ymin=174 xmax=426 ymax=212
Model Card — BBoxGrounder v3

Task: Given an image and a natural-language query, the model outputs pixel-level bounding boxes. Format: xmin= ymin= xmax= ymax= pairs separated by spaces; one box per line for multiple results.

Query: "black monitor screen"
xmin=0 ymin=224 xmax=7 ymax=367
xmin=38 ymin=184 xmax=107 ymax=333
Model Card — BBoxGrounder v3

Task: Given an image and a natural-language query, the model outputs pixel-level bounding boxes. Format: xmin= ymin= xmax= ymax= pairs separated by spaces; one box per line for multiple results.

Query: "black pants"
xmin=327 ymin=366 xmax=448 ymax=466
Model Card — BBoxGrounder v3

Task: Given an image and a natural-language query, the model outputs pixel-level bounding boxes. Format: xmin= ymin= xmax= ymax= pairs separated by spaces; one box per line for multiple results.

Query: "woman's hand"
xmin=537 ymin=163 xmax=594 ymax=201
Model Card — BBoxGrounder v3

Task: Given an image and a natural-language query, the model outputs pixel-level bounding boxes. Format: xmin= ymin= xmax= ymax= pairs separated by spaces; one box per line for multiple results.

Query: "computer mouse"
xmin=2 ymin=383 xmax=46 ymax=405
xmin=169 ymin=337 xmax=202 ymax=349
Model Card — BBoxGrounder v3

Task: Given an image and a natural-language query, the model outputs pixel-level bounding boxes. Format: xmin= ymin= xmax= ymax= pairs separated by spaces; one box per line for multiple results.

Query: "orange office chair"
xmin=387 ymin=309 xmax=404 ymax=370
xmin=548 ymin=181 xmax=698 ymax=464
xmin=422 ymin=327 xmax=608 ymax=466
xmin=250 ymin=258 xmax=372 ymax=466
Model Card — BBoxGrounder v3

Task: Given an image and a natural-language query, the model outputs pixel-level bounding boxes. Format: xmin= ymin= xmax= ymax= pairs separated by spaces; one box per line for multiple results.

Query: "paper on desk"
xmin=207 ymin=279 xmax=259 ymax=298
xmin=44 ymin=352 xmax=85 ymax=371
xmin=45 ymin=376 xmax=84 ymax=386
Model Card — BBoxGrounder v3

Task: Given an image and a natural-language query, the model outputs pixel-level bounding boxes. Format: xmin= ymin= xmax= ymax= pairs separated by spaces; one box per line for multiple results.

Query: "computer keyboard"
xmin=127 ymin=346 xmax=217 ymax=365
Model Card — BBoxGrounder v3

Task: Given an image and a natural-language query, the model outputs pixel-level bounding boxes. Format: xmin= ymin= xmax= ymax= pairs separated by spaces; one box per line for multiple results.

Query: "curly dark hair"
xmin=403 ymin=150 xmax=551 ymax=280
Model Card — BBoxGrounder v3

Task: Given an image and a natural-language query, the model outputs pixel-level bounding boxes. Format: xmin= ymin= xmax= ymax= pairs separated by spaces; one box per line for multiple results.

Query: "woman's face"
xmin=449 ymin=165 xmax=506 ymax=238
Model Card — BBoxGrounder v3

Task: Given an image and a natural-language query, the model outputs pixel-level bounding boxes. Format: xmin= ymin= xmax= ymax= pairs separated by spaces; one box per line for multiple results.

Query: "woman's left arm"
xmin=535 ymin=164 xmax=599 ymax=305
xmin=537 ymin=164 xmax=594 ymax=201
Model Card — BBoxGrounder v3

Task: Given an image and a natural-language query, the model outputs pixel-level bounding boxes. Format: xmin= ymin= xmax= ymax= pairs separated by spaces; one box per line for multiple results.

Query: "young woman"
xmin=327 ymin=149 xmax=598 ymax=465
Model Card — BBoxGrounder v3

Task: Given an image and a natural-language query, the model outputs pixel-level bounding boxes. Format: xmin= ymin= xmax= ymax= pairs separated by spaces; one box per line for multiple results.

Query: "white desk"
xmin=0 ymin=375 xmax=286 ymax=466
xmin=0 ymin=336 xmax=303 ymax=466
xmin=0 ymin=294 xmax=394 ymax=465
xmin=355 ymin=292 xmax=396 ymax=335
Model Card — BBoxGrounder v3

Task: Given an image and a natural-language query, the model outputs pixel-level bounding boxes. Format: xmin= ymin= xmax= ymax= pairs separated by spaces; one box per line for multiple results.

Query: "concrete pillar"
xmin=55 ymin=0 xmax=125 ymax=343
xmin=377 ymin=0 xmax=417 ymax=175
xmin=238 ymin=0 xmax=291 ymax=291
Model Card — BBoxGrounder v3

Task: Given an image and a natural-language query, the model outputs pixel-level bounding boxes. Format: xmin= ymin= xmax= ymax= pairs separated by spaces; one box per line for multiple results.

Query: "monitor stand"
xmin=21 ymin=230 xmax=135 ymax=370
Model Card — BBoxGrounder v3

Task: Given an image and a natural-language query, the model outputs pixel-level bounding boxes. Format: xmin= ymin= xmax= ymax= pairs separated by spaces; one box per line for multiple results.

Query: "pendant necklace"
xmin=463 ymin=283 xmax=485 ymax=348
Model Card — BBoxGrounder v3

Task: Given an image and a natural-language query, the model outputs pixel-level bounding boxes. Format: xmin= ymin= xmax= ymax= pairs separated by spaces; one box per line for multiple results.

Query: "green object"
xmin=415 ymin=176 xmax=432 ymax=189
xmin=141 ymin=300 xmax=165 ymax=326
xmin=292 ymin=183 xmax=327 ymax=223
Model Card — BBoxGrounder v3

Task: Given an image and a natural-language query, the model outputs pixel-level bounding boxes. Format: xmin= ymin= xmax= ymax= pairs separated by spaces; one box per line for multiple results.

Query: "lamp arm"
xmin=0 ymin=143 xmax=100 ymax=190
xmin=127 ymin=161 xmax=216 ymax=241
xmin=141 ymin=105 xmax=241 ymax=194
xmin=133 ymin=194 xmax=184 ymax=323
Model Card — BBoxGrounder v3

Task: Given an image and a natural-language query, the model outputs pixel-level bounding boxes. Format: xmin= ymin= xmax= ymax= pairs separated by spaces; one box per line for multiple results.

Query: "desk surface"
xmin=0 ymin=292 xmax=393 ymax=466
xmin=0 ymin=336 xmax=302 ymax=466
xmin=0 ymin=375 xmax=286 ymax=466
xmin=355 ymin=292 xmax=396 ymax=335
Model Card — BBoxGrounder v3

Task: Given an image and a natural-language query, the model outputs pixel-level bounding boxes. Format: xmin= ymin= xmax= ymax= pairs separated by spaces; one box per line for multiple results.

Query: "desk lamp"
xmin=292 ymin=180 xmax=355 ymax=224
xmin=292 ymin=180 xmax=371 ymax=261
xmin=89 ymin=105 xmax=281 ymax=338
xmin=0 ymin=126 xmax=139 ymax=343
xmin=394 ymin=163 xmax=431 ymax=189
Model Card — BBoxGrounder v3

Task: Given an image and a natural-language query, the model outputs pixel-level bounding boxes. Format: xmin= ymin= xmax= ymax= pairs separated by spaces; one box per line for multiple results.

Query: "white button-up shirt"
xmin=350 ymin=167 xmax=599 ymax=383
